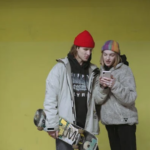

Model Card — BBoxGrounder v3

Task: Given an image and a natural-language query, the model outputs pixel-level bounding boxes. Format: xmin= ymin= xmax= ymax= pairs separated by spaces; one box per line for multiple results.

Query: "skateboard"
xmin=34 ymin=109 xmax=98 ymax=150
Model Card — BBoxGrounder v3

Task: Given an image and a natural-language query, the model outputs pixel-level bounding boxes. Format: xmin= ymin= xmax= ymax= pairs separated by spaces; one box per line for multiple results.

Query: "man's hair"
xmin=100 ymin=53 xmax=122 ymax=68
xmin=69 ymin=45 xmax=79 ymax=56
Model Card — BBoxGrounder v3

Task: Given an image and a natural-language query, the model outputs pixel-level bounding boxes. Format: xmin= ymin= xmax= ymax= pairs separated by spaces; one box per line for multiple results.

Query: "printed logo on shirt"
xmin=71 ymin=73 xmax=89 ymax=97
xmin=124 ymin=118 xmax=128 ymax=122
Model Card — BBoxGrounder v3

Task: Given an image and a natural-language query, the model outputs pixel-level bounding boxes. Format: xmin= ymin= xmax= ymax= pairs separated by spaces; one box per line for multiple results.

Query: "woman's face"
xmin=103 ymin=50 xmax=116 ymax=67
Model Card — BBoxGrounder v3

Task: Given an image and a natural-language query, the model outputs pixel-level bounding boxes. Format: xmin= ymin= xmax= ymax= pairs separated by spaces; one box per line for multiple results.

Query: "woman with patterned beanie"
xmin=96 ymin=40 xmax=138 ymax=150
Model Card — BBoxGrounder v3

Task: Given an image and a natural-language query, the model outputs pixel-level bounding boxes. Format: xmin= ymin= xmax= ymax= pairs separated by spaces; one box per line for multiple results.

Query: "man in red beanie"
xmin=43 ymin=30 xmax=107 ymax=150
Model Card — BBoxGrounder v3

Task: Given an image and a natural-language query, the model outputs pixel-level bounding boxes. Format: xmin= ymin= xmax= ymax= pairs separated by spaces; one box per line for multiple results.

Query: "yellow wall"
xmin=0 ymin=0 xmax=150 ymax=149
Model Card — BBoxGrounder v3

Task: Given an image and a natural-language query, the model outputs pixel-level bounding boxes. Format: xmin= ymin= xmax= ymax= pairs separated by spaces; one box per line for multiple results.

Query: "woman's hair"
xmin=69 ymin=45 xmax=79 ymax=56
xmin=100 ymin=52 xmax=122 ymax=68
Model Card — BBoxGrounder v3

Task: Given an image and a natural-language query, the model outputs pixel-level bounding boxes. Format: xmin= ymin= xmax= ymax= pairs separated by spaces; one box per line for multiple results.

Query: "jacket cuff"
xmin=111 ymin=79 xmax=119 ymax=91
xmin=100 ymin=85 xmax=109 ymax=94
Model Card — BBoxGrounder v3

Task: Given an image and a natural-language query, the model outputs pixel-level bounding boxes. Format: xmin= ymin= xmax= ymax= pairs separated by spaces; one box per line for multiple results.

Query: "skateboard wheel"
xmin=83 ymin=141 xmax=91 ymax=149
xmin=35 ymin=114 xmax=39 ymax=119
xmin=72 ymin=144 xmax=78 ymax=149
xmin=37 ymin=126 xmax=43 ymax=131
xmin=42 ymin=111 xmax=46 ymax=117
xmin=78 ymin=129 xmax=84 ymax=134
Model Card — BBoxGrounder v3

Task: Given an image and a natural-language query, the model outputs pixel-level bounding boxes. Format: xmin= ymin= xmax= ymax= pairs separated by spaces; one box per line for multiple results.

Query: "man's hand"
xmin=47 ymin=130 xmax=58 ymax=139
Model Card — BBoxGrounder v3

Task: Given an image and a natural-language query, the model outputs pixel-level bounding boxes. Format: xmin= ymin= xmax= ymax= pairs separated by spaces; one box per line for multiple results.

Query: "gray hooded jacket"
xmin=43 ymin=57 xmax=107 ymax=135
xmin=96 ymin=63 xmax=138 ymax=125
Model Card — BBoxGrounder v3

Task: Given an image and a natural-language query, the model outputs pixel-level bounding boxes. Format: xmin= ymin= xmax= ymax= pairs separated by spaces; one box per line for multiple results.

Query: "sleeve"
xmin=93 ymin=74 xmax=110 ymax=105
xmin=111 ymin=67 xmax=137 ymax=106
xmin=43 ymin=63 xmax=62 ymax=131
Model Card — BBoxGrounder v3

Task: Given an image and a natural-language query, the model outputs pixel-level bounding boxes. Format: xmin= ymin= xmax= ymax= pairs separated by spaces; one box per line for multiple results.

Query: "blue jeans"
xmin=56 ymin=139 xmax=99 ymax=150
xmin=56 ymin=139 xmax=73 ymax=150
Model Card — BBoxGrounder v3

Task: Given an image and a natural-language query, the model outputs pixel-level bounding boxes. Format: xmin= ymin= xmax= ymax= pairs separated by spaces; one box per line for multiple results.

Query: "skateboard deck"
xmin=34 ymin=109 xmax=98 ymax=150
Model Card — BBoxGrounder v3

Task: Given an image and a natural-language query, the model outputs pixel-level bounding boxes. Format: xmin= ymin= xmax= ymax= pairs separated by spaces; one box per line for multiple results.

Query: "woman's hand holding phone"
xmin=100 ymin=71 xmax=115 ymax=88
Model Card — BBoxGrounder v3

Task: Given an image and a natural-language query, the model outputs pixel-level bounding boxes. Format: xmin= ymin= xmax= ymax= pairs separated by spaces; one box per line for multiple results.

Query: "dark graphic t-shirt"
xmin=68 ymin=53 xmax=90 ymax=128
xmin=71 ymin=73 xmax=89 ymax=97
xmin=71 ymin=73 xmax=89 ymax=128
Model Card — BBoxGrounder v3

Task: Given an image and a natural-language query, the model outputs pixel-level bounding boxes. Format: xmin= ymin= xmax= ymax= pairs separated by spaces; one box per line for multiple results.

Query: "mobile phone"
xmin=102 ymin=71 xmax=111 ymax=78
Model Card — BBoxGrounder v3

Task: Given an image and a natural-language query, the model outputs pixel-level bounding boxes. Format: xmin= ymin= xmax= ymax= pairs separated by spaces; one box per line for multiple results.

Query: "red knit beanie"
xmin=74 ymin=30 xmax=95 ymax=48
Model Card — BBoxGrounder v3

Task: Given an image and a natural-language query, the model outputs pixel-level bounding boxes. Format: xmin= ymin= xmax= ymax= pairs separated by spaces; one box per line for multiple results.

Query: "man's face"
xmin=76 ymin=47 xmax=93 ymax=62
xmin=103 ymin=50 xmax=116 ymax=67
